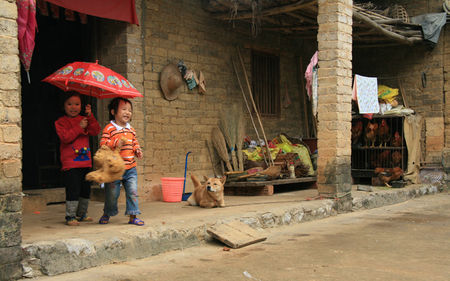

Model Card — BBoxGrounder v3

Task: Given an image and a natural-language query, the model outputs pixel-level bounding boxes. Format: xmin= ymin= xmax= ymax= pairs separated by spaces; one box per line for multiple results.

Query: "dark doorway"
xmin=21 ymin=10 xmax=95 ymax=190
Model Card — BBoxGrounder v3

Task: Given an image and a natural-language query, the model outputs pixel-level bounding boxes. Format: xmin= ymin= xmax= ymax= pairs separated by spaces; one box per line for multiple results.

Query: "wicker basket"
xmin=387 ymin=5 xmax=409 ymax=23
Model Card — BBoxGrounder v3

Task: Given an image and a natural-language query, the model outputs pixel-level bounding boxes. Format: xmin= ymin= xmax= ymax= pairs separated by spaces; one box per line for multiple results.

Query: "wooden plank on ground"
xmin=225 ymin=176 xmax=317 ymax=187
xmin=207 ymin=221 xmax=267 ymax=249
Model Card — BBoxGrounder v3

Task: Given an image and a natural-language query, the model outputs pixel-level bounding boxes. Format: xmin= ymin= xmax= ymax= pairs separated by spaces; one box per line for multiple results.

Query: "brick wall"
xmin=316 ymin=0 xmax=353 ymax=205
xmin=353 ymin=0 xmax=447 ymax=165
xmin=0 ymin=0 xmax=23 ymax=279
xmin=140 ymin=0 xmax=309 ymax=199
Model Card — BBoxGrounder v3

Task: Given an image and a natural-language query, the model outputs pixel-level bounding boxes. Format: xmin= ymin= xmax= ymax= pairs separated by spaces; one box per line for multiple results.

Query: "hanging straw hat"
xmin=160 ymin=63 xmax=184 ymax=101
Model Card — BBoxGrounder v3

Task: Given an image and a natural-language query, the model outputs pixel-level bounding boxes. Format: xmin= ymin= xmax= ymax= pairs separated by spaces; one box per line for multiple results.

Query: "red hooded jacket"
xmin=55 ymin=114 xmax=101 ymax=170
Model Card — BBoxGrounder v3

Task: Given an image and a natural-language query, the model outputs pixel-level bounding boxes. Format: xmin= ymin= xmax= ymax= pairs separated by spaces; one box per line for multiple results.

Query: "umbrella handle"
xmin=183 ymin=151 xmax=192 ymax=194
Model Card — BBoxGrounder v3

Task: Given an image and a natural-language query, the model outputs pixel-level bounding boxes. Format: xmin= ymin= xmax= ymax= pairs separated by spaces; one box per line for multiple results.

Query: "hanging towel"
xmin=353 ymin=74 xmax=379 ymax=114
xmin=305 ymin=51 xmax=318 ymax=100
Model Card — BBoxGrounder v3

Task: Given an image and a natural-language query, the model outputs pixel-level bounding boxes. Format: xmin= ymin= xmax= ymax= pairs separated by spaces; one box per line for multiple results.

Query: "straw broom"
xmin=211 ymin=127 xmax=233 ymax=172
xmin=219 ymin=104 xmax=239 ymax=171
xmin=236 ymin=112 xmax=245 ymax=171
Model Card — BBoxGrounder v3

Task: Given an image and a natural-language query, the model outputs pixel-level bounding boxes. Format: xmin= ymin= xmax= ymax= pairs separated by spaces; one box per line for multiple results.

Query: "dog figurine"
xmin=187 ymin=174 xmax=226 ymax=208
xmin=85 ymin=138 xmax=126 ymax=183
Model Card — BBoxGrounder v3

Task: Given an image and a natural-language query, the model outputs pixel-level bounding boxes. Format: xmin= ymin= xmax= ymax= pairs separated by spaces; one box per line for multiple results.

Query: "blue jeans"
xmin=103 ymin=167 xmax=141 ymax=216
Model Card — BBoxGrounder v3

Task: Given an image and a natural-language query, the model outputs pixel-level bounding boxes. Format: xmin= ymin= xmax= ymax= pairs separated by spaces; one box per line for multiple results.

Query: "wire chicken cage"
xmin=351 ymin=116 xmax=408 ymax=184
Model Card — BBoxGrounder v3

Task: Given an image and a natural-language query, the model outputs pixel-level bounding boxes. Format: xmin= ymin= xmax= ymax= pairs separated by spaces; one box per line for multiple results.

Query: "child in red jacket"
xmin=55 ymin=93 xmax=101 ymax=226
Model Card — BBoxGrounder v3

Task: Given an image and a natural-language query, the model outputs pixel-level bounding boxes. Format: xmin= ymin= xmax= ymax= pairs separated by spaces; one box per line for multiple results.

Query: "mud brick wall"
xmin=0 ymin=1 xmax=23 ymax=279
xmin=353 ymin=0 xmax=447 ymax=165
xmin=140 ymin=0 xmax=310 ymax=200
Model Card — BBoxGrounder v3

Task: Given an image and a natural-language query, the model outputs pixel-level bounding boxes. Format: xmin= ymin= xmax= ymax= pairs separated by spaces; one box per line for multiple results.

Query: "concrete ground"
xmin=20 ymin=183 xmax=443 ymax=278
xmin=22 ymin=186 xmax=320 ymax=243
xmin=31 ymin=193 xmax=450 ymax=281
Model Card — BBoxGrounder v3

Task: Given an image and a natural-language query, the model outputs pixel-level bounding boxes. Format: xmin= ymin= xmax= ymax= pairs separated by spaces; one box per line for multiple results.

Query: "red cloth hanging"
xmin=17 ymin=0 xmax=37 ymax=73
xmin=64 ymin=9 xmax=75 ymax=21
xmin=36 ymin=0 xmax=48 ymax=16
xmin=44 ymin=0 xmax=139 ymax=25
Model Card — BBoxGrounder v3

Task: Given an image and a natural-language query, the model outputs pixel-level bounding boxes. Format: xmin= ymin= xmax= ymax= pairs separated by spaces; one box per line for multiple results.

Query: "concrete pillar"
xmin=316 ymin=0 xmax=353 ymax=210
xmin=0 ymin=0 xmax=23 ymax=279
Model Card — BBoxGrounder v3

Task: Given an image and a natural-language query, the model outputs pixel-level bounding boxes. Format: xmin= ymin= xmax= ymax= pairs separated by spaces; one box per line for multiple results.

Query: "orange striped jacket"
xmin=100 ymin=121 xmax=141 ymax=170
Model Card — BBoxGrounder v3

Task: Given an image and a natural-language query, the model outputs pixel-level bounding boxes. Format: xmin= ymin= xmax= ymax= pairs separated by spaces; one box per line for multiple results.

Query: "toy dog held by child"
xmin=85 ymin=138 xmax=126 ymax=183
xmin=187 ymin=174 xmax=226 ymax=208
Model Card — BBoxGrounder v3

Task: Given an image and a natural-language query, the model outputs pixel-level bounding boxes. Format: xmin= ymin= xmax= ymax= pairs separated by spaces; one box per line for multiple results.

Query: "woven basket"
xmin=388 ymin=5 xmax=409 ymax=23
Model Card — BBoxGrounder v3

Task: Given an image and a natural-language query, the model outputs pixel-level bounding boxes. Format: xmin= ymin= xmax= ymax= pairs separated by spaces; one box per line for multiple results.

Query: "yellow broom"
xmin=211 ymin=127 xmax=233 ymax=172
xmin=219 ymin=104 xmax=239 ymax=171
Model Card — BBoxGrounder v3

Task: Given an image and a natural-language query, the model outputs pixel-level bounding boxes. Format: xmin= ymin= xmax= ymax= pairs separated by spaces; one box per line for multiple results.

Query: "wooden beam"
xmin=286 ymin=11 xmax=317 ymax=25
xmin=263 ymin=25 xmax=318 ymax=32
xmin=353 ymin=11 xmax=422 ymax=45
xmin=214 ymin=0 xmax=316 ymax=20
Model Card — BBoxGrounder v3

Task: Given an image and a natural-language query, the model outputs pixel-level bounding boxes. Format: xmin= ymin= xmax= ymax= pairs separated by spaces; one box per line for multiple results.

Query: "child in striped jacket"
xmin=98 ymin=97 xmax=144 ymax=226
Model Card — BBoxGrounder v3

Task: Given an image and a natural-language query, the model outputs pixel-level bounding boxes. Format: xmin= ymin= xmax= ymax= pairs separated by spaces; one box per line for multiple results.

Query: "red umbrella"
xmin=42 ymin=61 xmax=143 ymax=99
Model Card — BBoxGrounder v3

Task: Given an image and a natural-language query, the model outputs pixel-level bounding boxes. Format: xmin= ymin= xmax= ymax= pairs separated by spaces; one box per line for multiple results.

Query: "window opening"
xmin=251 ymin=50 xmax=280 ymax=116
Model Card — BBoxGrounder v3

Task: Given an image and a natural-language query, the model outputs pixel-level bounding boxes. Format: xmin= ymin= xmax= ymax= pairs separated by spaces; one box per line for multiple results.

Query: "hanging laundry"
xmin=17 ymin=0 xmax=37 ymax=83
xmin=353 ymin=74 xmax=380 ymax=114
xmin=305 ymin=51 xmax=318 ymax=100
xmin=311 ymin=65 xmax=318 ymax=117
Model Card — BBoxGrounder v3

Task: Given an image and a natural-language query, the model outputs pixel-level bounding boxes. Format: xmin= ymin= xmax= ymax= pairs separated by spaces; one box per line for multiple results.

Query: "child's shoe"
xmin=128 ymin=217 xmax=144 ymax=226
xmin=77 ymin=214 xmax=93 ymax=222
xmin=66 ymin=218 xmax=80 ymax=226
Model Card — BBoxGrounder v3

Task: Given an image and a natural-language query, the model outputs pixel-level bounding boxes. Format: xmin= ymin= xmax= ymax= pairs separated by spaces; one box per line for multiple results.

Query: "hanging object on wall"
xmin=283 ymin=82 xmax=291 ymax=108
xmin=184 ymin=69 xmax=198 ymax=91
xmin=177 ymin=60 xmax=206 ymax=93
xmin=17 ymin=0 xmax=37 ymax=84
xmin=198 ymin=71 xmax=206 ymax=94
xmin=160 ymin=63 xmax=184 ymax=101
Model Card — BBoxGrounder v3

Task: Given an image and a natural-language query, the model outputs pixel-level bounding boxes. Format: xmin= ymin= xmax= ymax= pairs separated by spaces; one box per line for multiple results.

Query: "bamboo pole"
xmin=231 ymin=57 xmax=269 ymax=166
xmin=237 ymin=46 xmax=274 ymax=166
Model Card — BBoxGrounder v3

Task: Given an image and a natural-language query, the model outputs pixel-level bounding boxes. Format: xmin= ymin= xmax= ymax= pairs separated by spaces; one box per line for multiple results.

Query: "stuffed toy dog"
xmin=85 ymin=140 xmax=125 ymax=184
xmin=187 ymin=174 xmax=226 ymax=208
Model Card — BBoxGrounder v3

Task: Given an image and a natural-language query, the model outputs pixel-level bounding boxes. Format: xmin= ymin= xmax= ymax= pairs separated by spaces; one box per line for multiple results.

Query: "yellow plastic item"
xmin=243 ymin=147 xmax=280 ymax=162
xmin=276 ymin=143 xmax=292 ymax=153
xmin=290 ymin=144 xmax=315 ymax=176
xmin=378 ymin=85 xmax=399 ymax=103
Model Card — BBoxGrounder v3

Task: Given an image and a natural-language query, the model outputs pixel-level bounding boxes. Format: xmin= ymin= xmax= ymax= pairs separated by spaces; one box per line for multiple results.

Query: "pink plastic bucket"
xmin=161 ymin=177 xmax=185 ymax=202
